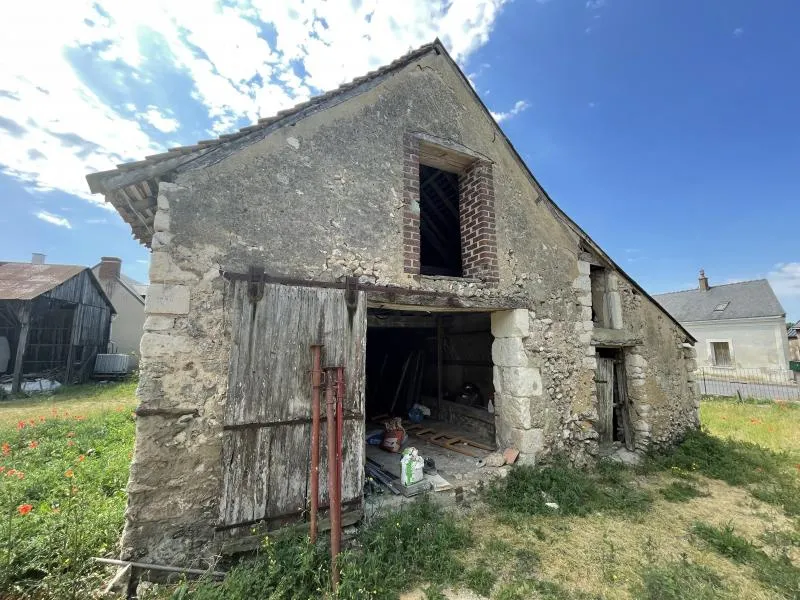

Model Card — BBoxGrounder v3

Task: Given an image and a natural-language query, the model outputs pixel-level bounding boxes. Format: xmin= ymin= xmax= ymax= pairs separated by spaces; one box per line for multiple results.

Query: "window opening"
xmin=419 ymin=165 xmax=462 ymax=277
xmin=590 ymin=265 xmax=609 ymax=327
xmin=711 ymin=341 xmax=731 ymax=367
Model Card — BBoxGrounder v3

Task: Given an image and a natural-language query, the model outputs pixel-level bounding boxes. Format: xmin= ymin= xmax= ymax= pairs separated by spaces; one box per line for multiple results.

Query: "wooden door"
xmin=595 ymin=357 xmax=615 ymax=443
xmin=218 ymin=281 xmax=366 ymax=529
xmin=614 ymin=361 xmax=634 ymax=451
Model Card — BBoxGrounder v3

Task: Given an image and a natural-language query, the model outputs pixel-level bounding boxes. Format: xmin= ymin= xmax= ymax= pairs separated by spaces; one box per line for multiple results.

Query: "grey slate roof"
xmin=653 ymin=280 xmax=785 ymax=322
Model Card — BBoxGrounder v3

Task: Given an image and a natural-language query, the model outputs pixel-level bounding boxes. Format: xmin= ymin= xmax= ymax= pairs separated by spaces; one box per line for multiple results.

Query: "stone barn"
xmin=86 ymin=40 xmax=699 ymax=566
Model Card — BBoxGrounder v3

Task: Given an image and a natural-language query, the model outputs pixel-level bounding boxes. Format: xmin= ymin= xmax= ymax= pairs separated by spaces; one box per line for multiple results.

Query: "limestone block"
xmin=157 ymin=192 xmax=170 ymax=211
xmin=511 ymin=427 xmax=545 ymax=456
xmin=151 ymin=231 xmax=173 ymax=250
xmin=491 ymin=309 xmax=530 ymax=338
xmin=583 ymin=357 xmax=597 ymax=370
xmin=634 ymin=420 xmax=651 ymax=433
xmin=578 ymin=332 xmax=592 ymax=345
xmin=144 ymin=316 xmax=175 ymax=331
xmin=153 ymin=209 xmax=170 ymax=233
xmin=496 ymin=395 xmax=531 ymax=429
xmin=577 ymin=261 xmax=591 ymax=275
xmin=685 ymin=359 xmax=697 ymax=372
xmin=501 ymin=366 xmax=542 ymax=397
xmin=146 ymin=284 xmax=190 ymax=315
xmin=286 ymin=136 xmax=300 ymax=150
xmin=150 ymin=252 xmax=199 ymax=284
xmin=626 ymin=354 xmax=647 ymax=368
xmin=492 ymin=337 xmax=529 ymax=367
xmin=572 ymin=274 xmax=591 ymax=291
xmin=577 ymin=293 xmax=592 ymax=307
xmin=140 ymin=332 xmax=194 ymax=358
xmin=493 ymin=366 xmax=503 ymax=395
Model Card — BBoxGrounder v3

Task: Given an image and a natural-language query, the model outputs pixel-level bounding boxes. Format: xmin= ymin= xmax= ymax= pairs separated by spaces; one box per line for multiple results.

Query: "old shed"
xmin=0 ymin=257 xmax=114 ymax=392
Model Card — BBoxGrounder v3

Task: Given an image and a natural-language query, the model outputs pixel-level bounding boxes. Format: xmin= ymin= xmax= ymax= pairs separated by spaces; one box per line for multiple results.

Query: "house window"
xmin=402 ymin=134 xmax=499 ymax=282
xmin=711 ymin=341 xmax=732 ymax=367
xmin=419 ymin=165 xmax=462 ymax=277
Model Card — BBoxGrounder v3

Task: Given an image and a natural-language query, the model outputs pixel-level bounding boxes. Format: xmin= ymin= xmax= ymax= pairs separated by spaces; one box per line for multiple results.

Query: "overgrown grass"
xmin=0 ymin=383 xmax=137 ymax=599
xmin=701 ymin=397 xmax=800 ymax=454
xmin=484 ymin=458 xmax=652 ymax=518
xmin=659 ymin=481 xmax=707 ymax=503
xmin=692 ymin=521 xmax=800 ymax=598
xmin=638 ymin=560 xmax=728 ymax=600
xmin=167 ymin=499 xmax=472 ymax=600
xmin=645 ymin=428 xmax=800 ymax=515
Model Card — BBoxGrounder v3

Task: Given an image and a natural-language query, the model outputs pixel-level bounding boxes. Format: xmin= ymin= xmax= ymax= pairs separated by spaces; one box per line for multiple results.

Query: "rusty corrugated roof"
xmin=0 ymin=263 xmax=85 ymax=300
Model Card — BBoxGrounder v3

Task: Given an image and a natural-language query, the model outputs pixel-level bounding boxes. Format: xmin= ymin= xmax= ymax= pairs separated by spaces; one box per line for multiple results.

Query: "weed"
xmin=483 ymin=536 xmax=511 ymax=556
xmin=423 ymin=584 xmax=447 ymax=600
xmin=464 ymin=566 xmax=495 ymax=596
xmin=638 ymin=560 xmax=727 ymax=600
xmin=692 ymin=521 xmax=800 ymax=598
xmin=659 ymin=481 xmax=706 ymax=503
xmin=484 ymin=459 xmax=652 ymax=518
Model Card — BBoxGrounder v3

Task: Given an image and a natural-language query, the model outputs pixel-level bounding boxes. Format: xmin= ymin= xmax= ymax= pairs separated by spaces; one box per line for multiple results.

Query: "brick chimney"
xmin=98 ymin=256 xmax=122 ymax=280
xmin=31 ymin=253 xmax=45 ymax=265
xmin=699 ymin=269 xmax=709 ymax=291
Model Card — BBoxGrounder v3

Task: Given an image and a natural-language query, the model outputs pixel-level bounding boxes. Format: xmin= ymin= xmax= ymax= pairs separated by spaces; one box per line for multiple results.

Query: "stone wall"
xmin=119 ymin=51 xmax=698 ymax=565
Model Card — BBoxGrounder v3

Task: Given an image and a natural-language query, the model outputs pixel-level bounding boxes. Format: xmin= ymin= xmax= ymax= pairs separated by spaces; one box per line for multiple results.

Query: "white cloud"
xmin=588 ymin=101 xmax=596 ymax=108
xmin=35 ymin=210 xmax=72 ymax=228
xmin=768 ymin=263 xmax=800 ymax=299
xmin=0 ymin=0 xmax=510 ymax=208
xmin=86 ymin=218 xmax=109 ymax=224
xmin=586 ymin=0 xmax=606 ymax=9
xmin=491 ymin=99 xmax=530 ymax=123
xmin=141 ymin=106 xmax=180 ymax=133
xmin=733 ymin=27 xmax=744 ymax=37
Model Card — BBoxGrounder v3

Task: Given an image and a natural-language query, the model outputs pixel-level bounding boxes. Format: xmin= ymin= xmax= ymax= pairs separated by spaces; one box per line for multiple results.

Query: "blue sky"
xmin=1 ymin=0 xmax=798 ymax=320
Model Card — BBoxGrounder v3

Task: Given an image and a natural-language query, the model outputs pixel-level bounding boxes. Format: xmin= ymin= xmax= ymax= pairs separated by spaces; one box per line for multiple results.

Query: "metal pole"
xmin=325 ymin=369 xmax=340 ymax=591
xmin=309 ymin=345 xmax=323 ymax=544
xmin=335 ymin=366 xmax=345 ymax=547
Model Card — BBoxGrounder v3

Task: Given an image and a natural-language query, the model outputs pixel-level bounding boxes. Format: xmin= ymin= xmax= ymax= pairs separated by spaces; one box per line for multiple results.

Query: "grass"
xmin=0 ymin=381 xmax=138 ymax=599
xmin=2 ymin=384 xmax=798 ymax=600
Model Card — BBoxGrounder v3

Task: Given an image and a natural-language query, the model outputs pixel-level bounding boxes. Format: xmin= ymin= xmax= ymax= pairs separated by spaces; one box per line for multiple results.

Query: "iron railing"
xmin=698 ymin=366 xmax=800 ymax=401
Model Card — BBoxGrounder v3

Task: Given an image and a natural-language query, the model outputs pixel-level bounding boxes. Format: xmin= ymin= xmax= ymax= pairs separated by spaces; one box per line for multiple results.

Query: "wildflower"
xmin=39 ymin=416 xmax=45 ymax=422
xmin=0 ymin=466 xmax=4 ymax=473
xmin=71 ymin=486 xmax=78 ymax=494
xmin=28 ymin=441 xmax=38 ymax=449
xmin=17 ymin=421 xmax=25 ymax=430
xmin=16 ymin=472 xmax=24 ymax=479
xmin=28 ymin=419 xmax=35 ymax=426
xmin=17 ymin=504 xmax=33 ymax=516
xmin=65 ymin=469 xmax=74 ymax=478
xmin=66 ymin=431 xmax=75 ymax=438
xmin=67 ymin=440 xmax=75 ymax=447
xmin=78 ymin=455 xmax=85 ymax=462
xmin=7 ymin=469 xmax=17 ymax=477
xmin=1 ymin=442 xmax=10 ymax=456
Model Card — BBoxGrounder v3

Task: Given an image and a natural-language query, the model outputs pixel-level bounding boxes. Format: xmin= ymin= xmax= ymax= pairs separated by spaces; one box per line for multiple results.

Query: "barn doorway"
xmin=595 ymin=348 xmax=634 ymax=451
xmin=365 ymin=308 xmax=496 ymax=480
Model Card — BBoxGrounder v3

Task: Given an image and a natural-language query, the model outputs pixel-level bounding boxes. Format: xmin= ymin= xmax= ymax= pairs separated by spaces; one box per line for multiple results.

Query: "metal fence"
xmin=697 ymin=367 xmax=800 ymax=402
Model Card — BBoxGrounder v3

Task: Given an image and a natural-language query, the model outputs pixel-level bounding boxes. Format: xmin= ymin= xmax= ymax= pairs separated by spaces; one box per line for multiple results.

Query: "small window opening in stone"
xmin=419 ymin=165 xmax=462 ymax=277
xmin=590 ymin=265 xmax=609 ymax=327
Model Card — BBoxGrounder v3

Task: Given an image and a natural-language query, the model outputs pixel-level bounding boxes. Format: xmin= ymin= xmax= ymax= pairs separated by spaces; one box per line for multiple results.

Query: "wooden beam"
xmin=11 ymin=303 xmax=31 ymax=394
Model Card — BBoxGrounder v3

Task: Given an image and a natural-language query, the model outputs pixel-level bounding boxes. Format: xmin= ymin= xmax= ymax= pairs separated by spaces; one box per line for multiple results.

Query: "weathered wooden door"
xmin=595 ymin=358 xmax=615 ymax=443
xmin=614 ymin=361 xmax=635 ymax=451
xmin=218 ymin=281 xmax=366 ymax=530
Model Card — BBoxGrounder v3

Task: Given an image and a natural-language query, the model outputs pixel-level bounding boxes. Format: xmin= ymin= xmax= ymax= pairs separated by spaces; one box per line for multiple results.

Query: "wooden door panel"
xmin=595 ymin=357 xmax=614 ymax=443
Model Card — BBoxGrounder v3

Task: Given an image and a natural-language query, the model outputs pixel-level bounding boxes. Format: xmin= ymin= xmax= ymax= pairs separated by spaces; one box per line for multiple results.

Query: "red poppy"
xmin=1 ymin=442 xmax=10 ymax=456
xmin=64 ymin=469 xmax=74 ymax=478
xmin=0 ymin=466 xmax=5 ymax=473
xmin=39 ymin=416 xmax=45 ymax=422
xmin=28 ymin=419 xmax=35 ymax=426
xmin=78 ymin=455 xmax=85 ymax=462
xmin=16 ymin=472 xmax=24 ymax=480
xmin=17 ymin=504 xmax=32 ymax=516
xmin=67 ymin=440 xmax=75 ymax=447
xmin=6 ymin=469 xmax=16 ymax=477
xmin=17 ymin=422 xmax=25 ymax=430
xmin=28 ymin=441 xmax=38 ymax=449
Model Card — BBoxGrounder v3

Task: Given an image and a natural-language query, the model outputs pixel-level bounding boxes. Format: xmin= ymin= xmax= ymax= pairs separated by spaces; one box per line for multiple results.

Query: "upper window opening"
xmin=590 ymin=265 xmax=609 ymax=327
xmin=419 ymin=165 xmax=462 ymax=277
xmin=713 ymin=301 xmax=730 ymax=312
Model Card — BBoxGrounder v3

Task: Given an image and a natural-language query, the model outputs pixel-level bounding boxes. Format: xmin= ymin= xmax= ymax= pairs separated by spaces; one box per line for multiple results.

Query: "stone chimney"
xmin=699 ymin=269 xmax=709 ymax=291
xmin=31 ymin=253 xmax=45 ymax=265
xmin=98 ymin=256 xmax=122 ymax=280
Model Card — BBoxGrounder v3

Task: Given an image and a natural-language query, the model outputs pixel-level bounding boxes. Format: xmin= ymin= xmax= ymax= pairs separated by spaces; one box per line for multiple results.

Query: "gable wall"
xmin=123 ymin=51 xmax=699 ymax=565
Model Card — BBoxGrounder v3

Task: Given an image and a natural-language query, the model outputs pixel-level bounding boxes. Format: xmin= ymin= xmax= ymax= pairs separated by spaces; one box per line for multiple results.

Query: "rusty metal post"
xmin=335 ymin=366 xmax=345 ymax=520
xmin=309 ymin=345 xmax=323 ymax=544
xmin=325 ymin=368 xmax=340 ymax=590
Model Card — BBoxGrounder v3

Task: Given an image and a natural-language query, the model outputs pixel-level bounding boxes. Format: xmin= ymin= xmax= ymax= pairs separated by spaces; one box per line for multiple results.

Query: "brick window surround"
xmin=402 ymin=134 xmax=499 ymax=283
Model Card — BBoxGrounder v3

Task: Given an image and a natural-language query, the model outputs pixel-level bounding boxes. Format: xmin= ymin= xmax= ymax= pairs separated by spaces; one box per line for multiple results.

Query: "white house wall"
xmin=684 ymin=316 xmax=789 ymax=371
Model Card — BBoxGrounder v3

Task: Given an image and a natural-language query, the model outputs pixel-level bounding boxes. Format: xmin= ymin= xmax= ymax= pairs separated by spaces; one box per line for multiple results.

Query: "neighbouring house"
xmin=92 ymin=256 xmax=147 ymax=363
xmin=0 ymin=254 xmax=114 ymax=393
xmin=789 ymin=320 xmax=800 ymax=362
xmin=654 ymin=271 xmax=790 ymax=374
xmin=85 ymin=40 xmax=699 ymax=566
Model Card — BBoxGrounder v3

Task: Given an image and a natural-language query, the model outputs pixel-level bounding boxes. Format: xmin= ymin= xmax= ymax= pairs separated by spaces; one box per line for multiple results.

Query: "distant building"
xmin=654 ymin=271 xmax=790 ymax=373
xmin=789 ymin=320 xmax=800 ymax=362
xmin=0 ymin=254 xmax=115 ymax=391
xmin=91 ymin=257 xmax=147 ymax=362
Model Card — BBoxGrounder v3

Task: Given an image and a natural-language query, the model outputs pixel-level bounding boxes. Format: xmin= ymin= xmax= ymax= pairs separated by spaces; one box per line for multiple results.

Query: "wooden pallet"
xmin=404 ymin=424 xmax=493 ymax=458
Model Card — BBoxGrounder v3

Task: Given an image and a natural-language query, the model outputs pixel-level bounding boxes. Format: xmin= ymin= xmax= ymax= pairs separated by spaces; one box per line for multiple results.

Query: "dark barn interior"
xmin=365 ymin=309 xmax=495 ymax=444
xmin=419 ymin=165 xmax=462 ymax=277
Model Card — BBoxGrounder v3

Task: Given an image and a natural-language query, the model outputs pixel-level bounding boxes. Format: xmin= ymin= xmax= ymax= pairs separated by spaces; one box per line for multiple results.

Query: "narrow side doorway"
xmin=595 ymin=348 xmax=634 ymax=451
